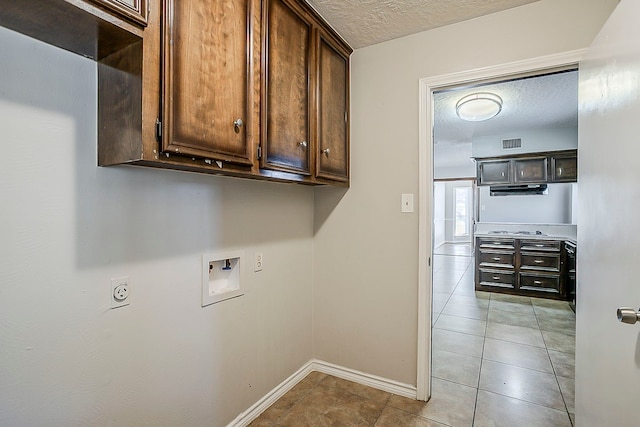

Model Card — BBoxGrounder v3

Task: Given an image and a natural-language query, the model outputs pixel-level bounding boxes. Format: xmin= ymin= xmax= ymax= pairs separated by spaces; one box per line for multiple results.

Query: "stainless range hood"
xmin=489 ymin=184 xmax=548 ymax=196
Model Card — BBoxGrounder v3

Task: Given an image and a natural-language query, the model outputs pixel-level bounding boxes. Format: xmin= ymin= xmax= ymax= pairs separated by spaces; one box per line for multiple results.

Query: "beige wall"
xmin=313 ymin=0 xmax=618 ymax=386
xmin=0 ymin=27 xmax=313 ymax=426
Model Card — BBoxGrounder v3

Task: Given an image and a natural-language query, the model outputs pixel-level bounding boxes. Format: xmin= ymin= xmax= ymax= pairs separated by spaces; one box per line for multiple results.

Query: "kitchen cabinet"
xmin=478 ymin=160 xmax=511 ymax=185
xmin=91 ymin=0 xmax=147 ymax=26
xmin=475 ymin=236 xmax=567 ymax=299
xmin=161 ymin=0 xmax=257 ymax=167
xmin=315 ymin=30 xmax=350 ymax=182
xmin=475 ymin=149 xmax=577 ymax=186
xmin=550 ymin=152 xmax=578 ymax=182
xmin=513 ymin=157 xmax=547 ymax=183
xmin=261 ymin=0 xmax=314 ymax=175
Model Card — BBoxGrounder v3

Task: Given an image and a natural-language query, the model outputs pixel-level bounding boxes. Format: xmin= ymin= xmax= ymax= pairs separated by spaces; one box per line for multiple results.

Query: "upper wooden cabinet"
xmin=316 ymin=30 xmax=350 ymax=183
xmin=91 ymin=0 xmax=147 ymax=26
xmin=261 ymin=0 xmax=352 ymax=183
xmin=261 ymin=0 xmax=313 ymax=175
xmin=476 ymin=150 xmax=577 ymax=186
xmin=161 ymin=0 xmax=257 ymax=167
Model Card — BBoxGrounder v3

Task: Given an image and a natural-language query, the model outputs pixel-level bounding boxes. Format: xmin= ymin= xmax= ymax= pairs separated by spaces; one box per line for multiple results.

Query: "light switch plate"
xmin=402 ymin=194 xmax=414 ymax=213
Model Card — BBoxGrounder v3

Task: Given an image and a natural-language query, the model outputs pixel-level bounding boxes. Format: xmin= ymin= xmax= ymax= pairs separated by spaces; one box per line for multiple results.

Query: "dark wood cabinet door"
xmin=316 ymin=31 xmax=349 ymax=182
xmin=261 ymin=0 xmax=313 ymax=175
xmin=92 ymin=0 xmax=147 ymax=25
xmin=513 ymin=157 xmax=547 ymax=183
xmin=162 ymin=0 xmax=254 ymax=165
xmin=551 ymin=154 xmax=577 ymax=182
xmin=478 ymin=160 xmax=510 ymax=184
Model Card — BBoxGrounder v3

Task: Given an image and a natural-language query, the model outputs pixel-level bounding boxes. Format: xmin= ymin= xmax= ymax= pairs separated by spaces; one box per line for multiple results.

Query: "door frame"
xmin=416 ymin=49 xmax=586 ymax=400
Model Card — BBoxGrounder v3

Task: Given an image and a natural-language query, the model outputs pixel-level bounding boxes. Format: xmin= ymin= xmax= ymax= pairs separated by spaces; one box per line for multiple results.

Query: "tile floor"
xmin=249 ymin=243 xmax=576 ymax=427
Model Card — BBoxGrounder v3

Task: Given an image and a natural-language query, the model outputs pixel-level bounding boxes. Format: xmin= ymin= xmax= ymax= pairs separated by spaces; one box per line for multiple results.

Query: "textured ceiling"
xmin=433 ymin=70 xmax=578 ymax=168
xmin=306 ymin=0 xmax=541 ymax=48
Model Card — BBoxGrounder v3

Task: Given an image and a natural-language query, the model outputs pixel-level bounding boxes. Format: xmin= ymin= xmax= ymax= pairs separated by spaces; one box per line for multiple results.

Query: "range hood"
xmin=490 ymin=184 xmax=548 ymax=196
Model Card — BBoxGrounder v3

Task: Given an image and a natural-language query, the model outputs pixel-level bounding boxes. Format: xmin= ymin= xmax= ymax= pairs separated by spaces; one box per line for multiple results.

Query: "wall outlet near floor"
xmin=254 ymin=252 xmax=263 ymax=272
xmin=111 ymin=277 xmax=130 ymax=309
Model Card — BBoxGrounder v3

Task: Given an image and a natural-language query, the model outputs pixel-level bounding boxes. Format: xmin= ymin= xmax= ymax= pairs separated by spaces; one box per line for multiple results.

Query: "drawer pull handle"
xmin=492 ymin=257 xmax=501 ymax=261
xmin=535 ymin=244 xmax=544 ymax=247
xmin=492 ymin=276 xmax=501 ymax=280
xmin=534 ymin=260 xmax=544 ymax=264
xmin=534 ymin=280 xmax=542 ymax=285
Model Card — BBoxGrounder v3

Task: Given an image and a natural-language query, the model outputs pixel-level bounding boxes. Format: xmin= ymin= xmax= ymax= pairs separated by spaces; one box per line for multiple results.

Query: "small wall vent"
xmin=502 ymin=138 xmax=522 ymax=149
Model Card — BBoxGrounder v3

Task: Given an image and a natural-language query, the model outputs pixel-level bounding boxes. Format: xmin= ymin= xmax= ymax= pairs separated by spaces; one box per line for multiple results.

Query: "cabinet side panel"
xmin=98 ymin=40 xmax=143 ymax=165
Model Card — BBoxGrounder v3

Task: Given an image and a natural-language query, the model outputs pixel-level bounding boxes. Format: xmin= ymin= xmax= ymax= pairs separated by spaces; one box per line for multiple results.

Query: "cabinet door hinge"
xmin=155 ymin=118 xmax=162 ymax=142
xmin=257 ymin=144 xmax=262 ymax=160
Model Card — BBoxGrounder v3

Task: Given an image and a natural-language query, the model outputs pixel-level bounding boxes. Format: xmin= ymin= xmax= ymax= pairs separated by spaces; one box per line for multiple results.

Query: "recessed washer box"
xmin=202 ymin=250 xmax=244 ymax=306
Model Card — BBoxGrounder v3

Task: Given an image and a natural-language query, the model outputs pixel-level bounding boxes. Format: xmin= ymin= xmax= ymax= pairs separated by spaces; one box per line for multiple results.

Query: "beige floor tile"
xmin=447 ymin=294 xmax=490 ymax=309
xmin=542 ymin=330 xmax=576 ymax=354
xmin=548 ymin=350 xmax=575 ymax=379
xmin=433 ymin=281 xmax=458 ymax=293
xmin=432 ymin=349 xmax=482 ymax=387
xmin=442 ymin=303 xmax=489 ymax=320
xmin=532 ymin=304 xmax=575 ymax=319
xmin=537 ymin=315 xmax=576 ymax=336
xmin=557 ymin=375 xmax=575 ymax=414
xmin=488 ymin=307 xmax=539 ymax=328
xmin=489 ymin=299 xmax=535 ymax=315
xmin=433 ymin=292 xmax=451 ymax=314
xmin=434 ymin=314 xmax=487 ymax=336
xmin=479 ymin=360 xmax=565 ymax=410
xmin=318 ymin=375 xmax=391 ymax=404
xmin=490 ymin=293 xmax=532 ymax=304
xmin=485 ymin=322 xmax=545 ymax=347
xmin=387 ymin=378 xmax=477 ymax=427
xmin=373 ymin=406 xmax=448 ymax=427
xmin=431 ymin=328 xmax=485 ymax=358
xmin=473 ymin=390 xmax=572 ymax=427
xmin=275 ymin=384 xmax=386 ymax=426
xmin=482 ymin=338 xmax=553 ymax=373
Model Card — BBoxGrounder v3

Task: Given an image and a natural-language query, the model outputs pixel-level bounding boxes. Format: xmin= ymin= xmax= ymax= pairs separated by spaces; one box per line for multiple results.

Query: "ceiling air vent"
xmin=502 ymin=138 xmax=522 ymax=150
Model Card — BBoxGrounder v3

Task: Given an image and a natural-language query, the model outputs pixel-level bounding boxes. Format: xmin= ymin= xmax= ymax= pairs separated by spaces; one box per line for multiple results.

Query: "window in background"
xmin=454 ymin=186 xmax=472 ymax=237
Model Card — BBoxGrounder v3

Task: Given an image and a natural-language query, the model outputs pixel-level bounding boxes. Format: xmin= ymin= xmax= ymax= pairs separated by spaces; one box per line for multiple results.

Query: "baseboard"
xmin=228 ymin=359 xmax=417 ymax=426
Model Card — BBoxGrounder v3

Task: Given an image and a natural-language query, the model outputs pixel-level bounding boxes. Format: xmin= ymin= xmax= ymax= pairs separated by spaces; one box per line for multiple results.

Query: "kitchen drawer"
xmin=479 ymin=269 xmax=515 ymax=288
xmin=520 ymin=240 xmax=561 ymax=252
xmin=477 ymin=238 xmax=515 ymax=250
xmin=479 ymin=250 xmax=515 ymax=268
xmin=519 ymin=273 xmax=561 ymax=294
xmin=520 ymin=253 xmax=560 ymax=272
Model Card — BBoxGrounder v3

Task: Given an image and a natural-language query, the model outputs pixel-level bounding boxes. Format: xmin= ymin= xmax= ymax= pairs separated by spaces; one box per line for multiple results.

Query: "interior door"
xmin=576 ymin=0 xmax=640 ymax=423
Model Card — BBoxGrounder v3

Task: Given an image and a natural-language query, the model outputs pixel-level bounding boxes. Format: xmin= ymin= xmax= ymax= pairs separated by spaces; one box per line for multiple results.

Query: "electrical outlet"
xmin=254 ymin=252 xmax=263 ymax=272
xmin=402 ymin=194 xmax=414 ymax=213
xmin=111 ymin=277 xmax=130 ymax=309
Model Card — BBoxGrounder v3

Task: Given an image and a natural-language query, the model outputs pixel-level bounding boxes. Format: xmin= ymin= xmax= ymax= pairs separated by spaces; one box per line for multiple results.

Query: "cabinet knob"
xmin=322 ymin=148 xmax=331 ymax=156
xmin=501 ymin=172 xmax=505 ymax=177
xmin=233 ymin=118 xmax=243 ymax=133
xmin=299 ymin=141 xmax=308 ymax=148
xmin=558 ymin=167 xmax=563 ymax=176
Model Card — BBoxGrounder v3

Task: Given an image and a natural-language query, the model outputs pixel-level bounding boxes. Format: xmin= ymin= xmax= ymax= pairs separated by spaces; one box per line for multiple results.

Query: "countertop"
xmin=474 ymin=223 xmax=577 ymax=244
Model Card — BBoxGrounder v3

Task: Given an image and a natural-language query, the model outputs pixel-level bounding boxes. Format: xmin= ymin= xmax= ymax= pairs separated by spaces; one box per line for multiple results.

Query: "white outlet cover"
xmin=254 ymin=252 xmax=263 ymax=272
xmin=402 ymin=194 xmax=414 ymax=213
xmin=111 ymin=277 xmax=130 ymax=309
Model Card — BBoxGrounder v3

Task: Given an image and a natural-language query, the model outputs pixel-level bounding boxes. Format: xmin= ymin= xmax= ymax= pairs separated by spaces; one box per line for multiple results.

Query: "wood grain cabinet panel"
xmin=316 ymin=31 xmax=350 ymax=182
xmin=261 ymin=0 xmax=313 ymax=175
xmin=551 ymin=153 xmax=578 ymax=182
xmin=162 ymin=0 xmax=255 ymax=166
xmin=91 ymin=0 xmax=147 ymax=26
xmin=513 ymin=157 xmax=547 ymax=183
xmin=478 ymin=160 xmax=511 ymax=185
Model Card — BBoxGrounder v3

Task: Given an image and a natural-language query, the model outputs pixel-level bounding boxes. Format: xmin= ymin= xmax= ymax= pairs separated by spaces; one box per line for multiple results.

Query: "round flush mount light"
xmin=456 ymin=92 xmax=503 ymax=121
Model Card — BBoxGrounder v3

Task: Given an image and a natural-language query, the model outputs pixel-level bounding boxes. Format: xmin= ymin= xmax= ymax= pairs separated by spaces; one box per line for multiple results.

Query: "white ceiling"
xmin=433 ymin=70 xmax=578 ymax=168
xmin=307 ymin=0 xmax=541 ymax=49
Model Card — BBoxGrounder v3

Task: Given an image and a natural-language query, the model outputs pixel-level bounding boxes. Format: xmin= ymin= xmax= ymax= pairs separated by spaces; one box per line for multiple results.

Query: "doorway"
xmin=416 ymin=50 xmax=585 ymax=403
xmin=434 ymin=178 xmax=475 ymax=256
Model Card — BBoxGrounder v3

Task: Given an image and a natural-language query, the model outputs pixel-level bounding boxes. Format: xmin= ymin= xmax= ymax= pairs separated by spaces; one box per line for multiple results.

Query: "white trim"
xmin=229 ymin=359 xmax=417 ymax=426
xmin=416 ymin=48 xmax=587 ymax=401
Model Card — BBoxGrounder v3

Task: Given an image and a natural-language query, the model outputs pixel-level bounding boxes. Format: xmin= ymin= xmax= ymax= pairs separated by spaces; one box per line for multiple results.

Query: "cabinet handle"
xmin=534 ymin=259 xmax=544 ymax=264
xmin=501 ymin=172 xmax=505 ymax=177
xmin=322 ymin=148 xmax=331 ymax=156
xmin=233 ymin=118 xmax=243 ymax=133
xmin=521 ymin=170 xmax=524 ymax=176
xmin=534 ymin=280 xmax=542 ymax=285
xmin=299 ymin=141 xmax=308 ymax=148
xmin=492 ymin=257 xmax=501 ymax=261
xmin=492 ymin=276 xmax=501 ymax=281
xmin=558 ymin=167 xmax=562 ymax=176
xmin=535 ymin=244 xmax=544 ymax=247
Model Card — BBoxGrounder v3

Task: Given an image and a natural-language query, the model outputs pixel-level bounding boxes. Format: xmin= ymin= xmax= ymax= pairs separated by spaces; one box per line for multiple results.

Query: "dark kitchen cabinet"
xmin=513 ymin=157 xmax=547 ymax=184
xmin=551 ymin=152 xmax=578 ymax=182
xmin=478 ymin=160 xmax=511 ymax=185
xmin=161 ymin=0 xmax=258 ymax=167
xmin=476 ymin=237 xmax=516 ymax=290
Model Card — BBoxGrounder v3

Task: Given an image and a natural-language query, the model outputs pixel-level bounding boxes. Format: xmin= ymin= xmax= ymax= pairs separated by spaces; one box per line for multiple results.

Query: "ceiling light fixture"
xmin=456 ymin=92 xmax=503 ymax=122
